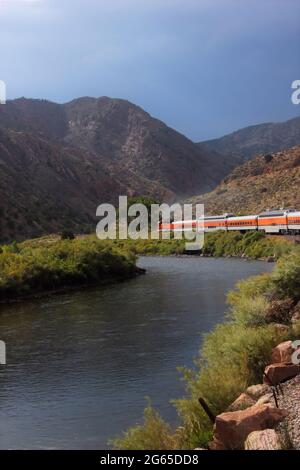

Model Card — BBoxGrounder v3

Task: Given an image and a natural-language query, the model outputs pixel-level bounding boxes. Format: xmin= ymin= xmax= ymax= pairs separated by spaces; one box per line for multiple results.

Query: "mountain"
xmin=0 ymin=96 xmax=233 ymax=241
xmin=189 ymin=145 xmax=300 ymax=215
xmin=200 ymin=116 xmax=300 ymax=163
xmin=0 ymin=127 xmax=125 ymax=241
xmin=0 ymin=97 xmax=231 ymax=201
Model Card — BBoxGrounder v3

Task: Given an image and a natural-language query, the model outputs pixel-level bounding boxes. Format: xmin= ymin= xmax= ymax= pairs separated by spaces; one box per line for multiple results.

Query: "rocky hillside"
xmin=0 ymin=96 xmax=237 ymax=241
xmin=63 ymin=97 xmax=231 ymax=198
xmin=189 ymin=146 xmax=300 ymax=215
xmin=0 ymin=97 xmax=230 ymax=201
xmin=0 ymin=128 xmax=125 ymax=241
xmin=201 ymin=116 xmax=300 ymax=163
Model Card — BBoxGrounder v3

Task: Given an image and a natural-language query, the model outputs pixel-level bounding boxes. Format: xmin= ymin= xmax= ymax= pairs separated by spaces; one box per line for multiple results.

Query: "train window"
xmin=258 ymin=213 xmax=284 ymax=218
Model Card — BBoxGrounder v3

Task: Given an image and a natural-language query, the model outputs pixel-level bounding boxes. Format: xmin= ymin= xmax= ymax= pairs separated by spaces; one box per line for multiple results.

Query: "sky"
xmin=0 ymin=0 xmax=299 ymax=140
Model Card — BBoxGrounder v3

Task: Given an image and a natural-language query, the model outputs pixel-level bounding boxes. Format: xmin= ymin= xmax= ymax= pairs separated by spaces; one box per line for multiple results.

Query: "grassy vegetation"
xmin=111 ymin=237 xmax=186 ymax=256
xmin=111 ymin=404 xmax=183 ymax=450
xmin=112 ymin=230 xmax=293 ymax=259
xmin=0 ymin=229 xmax=293 ymax=303
xmin=0 ymin=236 xmax=138 ymax=301
xmin=112 ymin=247 xmax=300 ymax=450
xmin=201 ymin=230 xmax=293 ymax=259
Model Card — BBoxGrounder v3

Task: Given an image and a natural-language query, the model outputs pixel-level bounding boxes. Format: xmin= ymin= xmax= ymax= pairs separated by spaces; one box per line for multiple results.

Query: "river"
xmin=0 ymin=256 xmax=273 ymax=449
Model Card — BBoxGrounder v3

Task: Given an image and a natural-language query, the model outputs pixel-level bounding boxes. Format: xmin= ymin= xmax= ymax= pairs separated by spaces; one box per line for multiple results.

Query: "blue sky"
xmin=0 ymin=0 xmax=299 ymax=140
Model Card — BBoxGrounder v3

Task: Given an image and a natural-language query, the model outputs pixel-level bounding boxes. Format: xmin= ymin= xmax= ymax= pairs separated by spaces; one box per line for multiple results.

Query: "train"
xmin=158 ymin=209 xmax=300 ymax=235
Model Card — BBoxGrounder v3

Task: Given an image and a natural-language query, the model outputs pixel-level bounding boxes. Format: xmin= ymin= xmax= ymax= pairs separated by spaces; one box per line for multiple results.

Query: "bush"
xmin=200 ymin=230 xmax=292 ymax=259
xmin=60 ymin=230 xmax=75 ymax=240
xmin=271 ymin=249 xmax=300 ymax=301
xmin=3 ymin=240 xmax=21 ymax=254
xmin=226 ymin=273 xmax=272 ymax=326
xmin=229 ymin=295 xmax=269 ymax=327
xmin=112 ymin=404 xmax=181 ymax=450
xmin=0 ymin=237 xmax=138 ymax=300
xmin=265 ymin=298 xmax=295 ymax=324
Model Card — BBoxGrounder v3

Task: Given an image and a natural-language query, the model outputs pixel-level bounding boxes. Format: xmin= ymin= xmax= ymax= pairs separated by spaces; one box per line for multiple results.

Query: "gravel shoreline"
xmin=277 ymin=374 xmax=300 ymax=450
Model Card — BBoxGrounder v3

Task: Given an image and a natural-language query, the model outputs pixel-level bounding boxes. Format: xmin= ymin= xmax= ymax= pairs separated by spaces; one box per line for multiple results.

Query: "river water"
xmin=0 ymin=256 xmax=273 ymax=449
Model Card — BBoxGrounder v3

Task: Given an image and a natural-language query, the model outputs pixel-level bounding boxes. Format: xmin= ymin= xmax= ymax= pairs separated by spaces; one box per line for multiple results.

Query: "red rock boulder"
xmin=246 ymin=384 xmax=270 ymax=400
xmin=227 ymin=393 xmax=256 ymax=412
xmin=263 ymin=363 xmax=300 ymax=385
xmin=244 ymin=429 xmax=282 ymax=450
xmin=271 ymin=341 xmax=295 ymax=364
xmin=214 ymin=404 xmax=287 ymax=450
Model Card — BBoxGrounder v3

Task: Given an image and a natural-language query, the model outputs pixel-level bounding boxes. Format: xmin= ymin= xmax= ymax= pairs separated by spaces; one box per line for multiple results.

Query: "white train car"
xmin=287 ymin=211 xmax=300 ymax=234
xmin=203 ymin=215 xmax=228 ymax=232
xmin=257 ymin=210 xmax=289 ymax=234
xmin=171 ymin=219 xmax=197 ymax=232
xmin=227 ymin=215 xmax=258 ymax=232
xmin=159 ymin=209 xmax=300 ymax=236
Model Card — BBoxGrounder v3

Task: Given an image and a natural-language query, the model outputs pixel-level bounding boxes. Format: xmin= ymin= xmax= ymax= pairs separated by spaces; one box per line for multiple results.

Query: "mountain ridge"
xmin=200 ymin=116 xmax=300 ymax=163
xmin=189 ymin=145 xmax=300 ymax=215
xmin=0 ymin=96 xmax=231 ymax=199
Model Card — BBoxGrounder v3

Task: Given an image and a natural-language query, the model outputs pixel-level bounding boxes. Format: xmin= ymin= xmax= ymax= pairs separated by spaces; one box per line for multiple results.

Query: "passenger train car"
xmin=159 ymin=209 xmax=300 ymax=235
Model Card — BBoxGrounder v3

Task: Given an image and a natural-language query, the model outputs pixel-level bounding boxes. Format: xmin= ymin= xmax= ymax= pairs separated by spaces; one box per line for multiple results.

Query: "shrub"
xmin=265 ymin=298 xmax=295 ymax=324
xmin=200 ymin=230 xmax=293 ymax=260
xmin=271 ymin=250 xmax=300 ymax=301
xmin=0 ymin=237 xmax=137 ymax=300
xmin=112 ymin=404 xmax=180 ymax=450
xmin=264 ymin=154 xmax=273 ymax=163
xmin=229 ymin=295 xmax=269 ymax=327
xmin=228 ymin=273 xmax=273 ymax=305
xmin=4 ymin=240 xmax=21 ymax=254
xmin=60 ymin=230 xmax=75 ymax=240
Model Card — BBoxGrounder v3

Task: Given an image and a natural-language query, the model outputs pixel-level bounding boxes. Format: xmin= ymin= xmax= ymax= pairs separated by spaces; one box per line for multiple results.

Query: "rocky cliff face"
xmin=189 ymin=145 xmax=300 ymax=215
xmin=63 ymin=97 xmax=228 ymax=199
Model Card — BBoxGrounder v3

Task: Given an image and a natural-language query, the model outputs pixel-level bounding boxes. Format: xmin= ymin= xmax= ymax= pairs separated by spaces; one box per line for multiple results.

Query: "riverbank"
xmin=111 ymin=230 xmax=294 ymax=260
xmin=0 ymin=231 xmax=294 ymax=303
xmin=0 ymin=237 xmax=141 ymax=303
xmin=113 ymin=245 xmax=300 ymax=450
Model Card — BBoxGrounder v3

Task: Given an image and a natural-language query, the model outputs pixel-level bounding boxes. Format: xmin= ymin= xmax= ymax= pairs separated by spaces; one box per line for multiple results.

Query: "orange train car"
xmin=287 ymin=211 xmax=300 ymax=233
xmin=159 ymin=209 xmax=300 ymax=235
